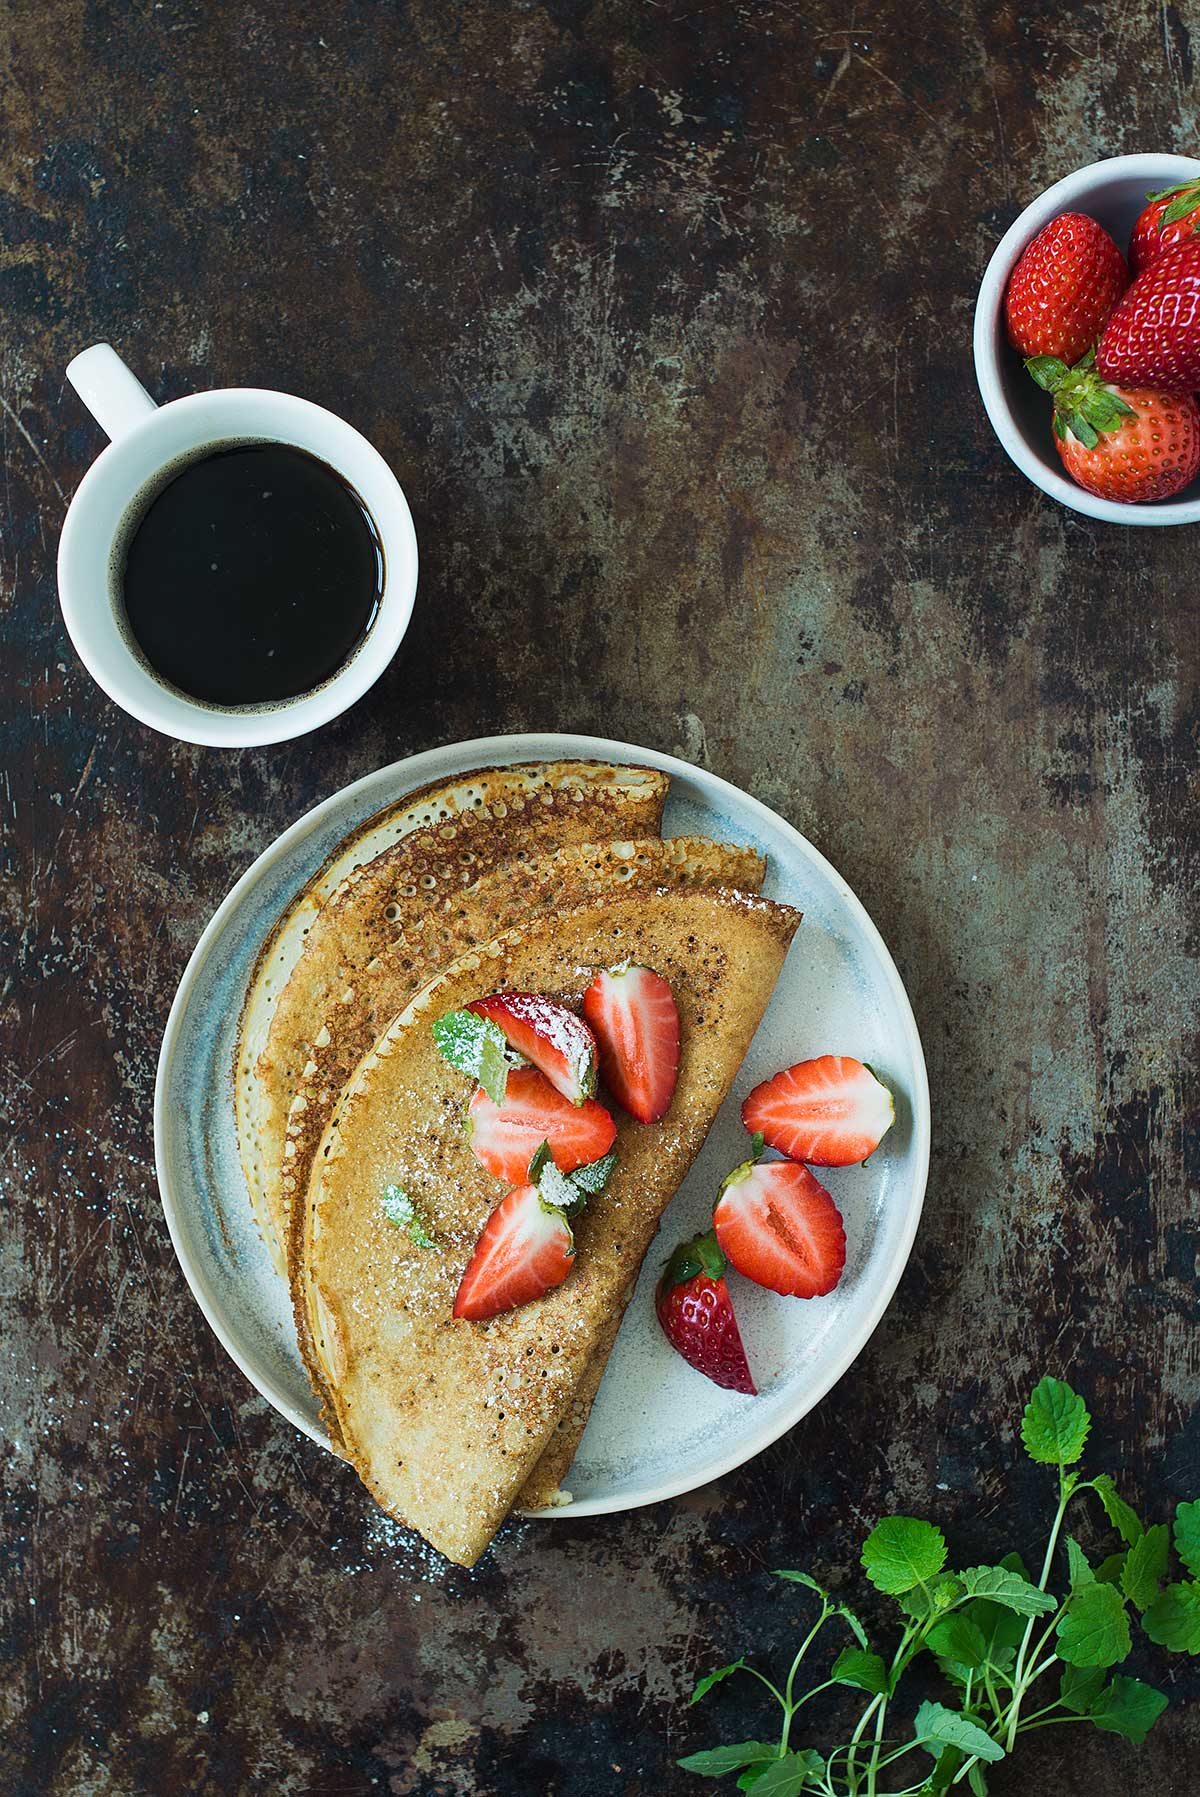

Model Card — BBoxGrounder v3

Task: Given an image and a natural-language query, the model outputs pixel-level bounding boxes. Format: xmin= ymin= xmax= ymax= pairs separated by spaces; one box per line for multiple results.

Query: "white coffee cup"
xmin=58 ymin=344 xmax=419 ymax=747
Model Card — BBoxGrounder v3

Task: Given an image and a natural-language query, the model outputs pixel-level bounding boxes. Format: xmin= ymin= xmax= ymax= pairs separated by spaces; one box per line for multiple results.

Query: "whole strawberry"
xmin=1005 ymin=212 xmax=1128 ymax=364
xmin=655 ymin=1230 xmax=755 ymax=1394
xmin=1129 ymin=174 xmax=1200 ymax=275
xmin=1027 ymin=354 xmax=1200 ymax=503
xmin=1096 ymin=241 xmax=1200 ymax=393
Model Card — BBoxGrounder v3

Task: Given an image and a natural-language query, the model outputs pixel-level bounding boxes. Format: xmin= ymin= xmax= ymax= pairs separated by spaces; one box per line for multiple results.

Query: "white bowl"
xmin=974 ymin=153 xmax=1200 ymax=526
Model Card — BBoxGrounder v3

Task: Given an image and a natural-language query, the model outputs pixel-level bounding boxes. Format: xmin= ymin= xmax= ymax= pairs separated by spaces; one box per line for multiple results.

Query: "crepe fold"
xmin=235 ymin=761 xmax=669 ymax=1272
xmin=284 ymin=834 xmax=766 ymax=1455
xmin=304 ymin=885 xmax=800 ymax=1566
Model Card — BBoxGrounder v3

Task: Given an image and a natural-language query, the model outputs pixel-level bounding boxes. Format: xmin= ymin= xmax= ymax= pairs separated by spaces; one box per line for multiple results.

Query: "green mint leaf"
xmin=738 ymin=1771 xmax=768 ymax=1793
xmin=1095 ymin=1550 xmax=1128 ymax=1587
xmin=1143 ymin=1580 xmax=1200 ymax=1653
xmin=1024 ymin=354 xmax=1069 ymax=392
xmin=1059 ymin=1662 xmax=1106 ymax=1714
xmin=749 ymin=1130 xmax=765 ymax=1157
xmin=1091 ymin=1473 xmax=1143 ymax=1546
xmin=1066 ymin=1536 xmax=1095 ymax=1589
xmin=1021 ymin=1376 xmax=1091 ymax=1466
xmin=830 ymin=1647 xmax=888 ymax=1695
xmin=1089 ymin=1674 xmax=1169 ymax=1743
xmin=913 ymin=1701 xmax=1005 ymax=1764
xmin=677 ymin=1741 xmax=778 ymax=1777
xmin=1121 ymin=1523 xmax=1169 ymax=1612
xmin=568 ymin=1147 xmax=617 ymax=1196
xmin=958 ymin=1565 xmax=1057 ymax=1616
xmin=772 ymin=1569 xmax=828 ymax=1597
xmin=432 ymin=1009 xmax=511 ymax=1105
xmin=380 ymin=1184 xmax=435 ymax=1248
xmin=1172 ymin=1499 xmax=1200 ymax=1578
xmin=899 ymin=1573 xmax=965 ymax=1622
xmin=1056 ymin=1580 xmax=1132 ymax=1667
xmin=927 ymin=1613 xmax=989 ymax=1681
xmin=689 ymin=1659 xmax=746 ymax=1705
xmin=753 ymin=1753 xmax=825 ymax=1796
xmin=967 ymin=1766 xmax=989 ymax=1797
xmin=861 ymin=1516 xmax=948 ymax=1595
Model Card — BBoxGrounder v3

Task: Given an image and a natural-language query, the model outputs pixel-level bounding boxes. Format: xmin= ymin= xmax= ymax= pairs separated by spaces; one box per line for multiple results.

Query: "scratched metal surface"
xmin=1 ymin=3 xmax=1197 ymax=1793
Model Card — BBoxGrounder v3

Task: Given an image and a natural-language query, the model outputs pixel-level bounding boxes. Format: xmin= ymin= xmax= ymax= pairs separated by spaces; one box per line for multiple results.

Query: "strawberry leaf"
xmin=661 ymin=1228 xmax=726 ymax=1293
xmin=1025 ymin=354 xmax=1070 ymax=391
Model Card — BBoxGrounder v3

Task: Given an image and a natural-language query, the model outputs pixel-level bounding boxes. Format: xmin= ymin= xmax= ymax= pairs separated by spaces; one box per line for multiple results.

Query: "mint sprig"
xmin=381 ymin=1183 xmax=435 ymax=1248
xmin=432 ymin=1008 xmax=516 ymax=1105
xmin=677 ymin=1376 xmax=1192 ymax=1791
xmin=527 ymin=1140 xmax=617 ymax=1212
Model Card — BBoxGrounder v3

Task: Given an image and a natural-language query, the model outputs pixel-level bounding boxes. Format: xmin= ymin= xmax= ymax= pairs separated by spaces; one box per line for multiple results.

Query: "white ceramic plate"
xmin=155 ymin=732 xmax=930 ymax=1518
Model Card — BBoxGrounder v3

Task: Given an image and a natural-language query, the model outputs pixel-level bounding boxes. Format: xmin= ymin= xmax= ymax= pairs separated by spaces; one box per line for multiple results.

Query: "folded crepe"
xmin=305 ymin=885 xmax=800 ymax=1565
xmin=284 ymin=834 xmax=767 ymax=1480
xmin=235 ymin=761 xmax=669 ymax=1272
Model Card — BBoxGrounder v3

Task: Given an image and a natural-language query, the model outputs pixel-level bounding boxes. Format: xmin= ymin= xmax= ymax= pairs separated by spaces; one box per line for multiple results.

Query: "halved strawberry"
xmin=741 ymin=1055 xmax=894 ymax=1166
xmin=466 ymin=992 xmax=597 ymax=1105
xmin=655 ymin=1230 xmax=756 ymax=1394
xmin=582 ymin=963 xmax=680 ymax=1123
xmin=452 ymin=1184 xmax=574 ymax=1321
xmin=714 ymin=1154 xmax=846 ymax=1298
xmin=467 ymin=1067 xmax=617 ymax=1184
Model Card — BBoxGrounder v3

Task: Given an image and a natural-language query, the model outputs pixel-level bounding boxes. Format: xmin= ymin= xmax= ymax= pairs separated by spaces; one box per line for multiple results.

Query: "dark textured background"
xmin=2 ymin=2 xmax=1198 ymax=1792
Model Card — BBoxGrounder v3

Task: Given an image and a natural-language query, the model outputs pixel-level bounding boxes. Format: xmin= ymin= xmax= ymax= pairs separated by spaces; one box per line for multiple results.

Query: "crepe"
xmin=305 ymin=885 xmax=800 ymax=1565
xmin=284 ymin=834 xmax=767 ymax=1472
xmin=236 ymin=761 xmax=669 ymax=1272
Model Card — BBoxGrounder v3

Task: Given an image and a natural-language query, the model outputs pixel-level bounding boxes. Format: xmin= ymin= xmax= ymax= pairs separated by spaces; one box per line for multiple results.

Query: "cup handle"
xmin=66 ymin=343 xmax=158 ymax=442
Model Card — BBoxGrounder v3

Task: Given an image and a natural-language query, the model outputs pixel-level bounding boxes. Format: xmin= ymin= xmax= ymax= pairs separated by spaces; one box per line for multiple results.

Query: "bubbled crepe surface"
xmin=284 ymin=833 xmax=766 ymax=1500
xmin=305 ymin=885 xmax=800 ymax=1567
xmin=237 ymin=761 xmax=670 ymax=1273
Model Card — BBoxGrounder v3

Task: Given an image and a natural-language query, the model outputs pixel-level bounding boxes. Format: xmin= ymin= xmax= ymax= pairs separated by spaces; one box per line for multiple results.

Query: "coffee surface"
xmin=120 ymin=444 xmax=383 ymax=706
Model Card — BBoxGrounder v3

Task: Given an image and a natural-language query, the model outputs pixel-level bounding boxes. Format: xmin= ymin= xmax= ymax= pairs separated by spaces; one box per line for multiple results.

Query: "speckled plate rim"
xmin=155 ymin=731 xmax=930 ymax=1519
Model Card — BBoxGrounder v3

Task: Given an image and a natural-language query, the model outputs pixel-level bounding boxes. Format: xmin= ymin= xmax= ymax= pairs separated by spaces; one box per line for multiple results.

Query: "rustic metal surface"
xmin=2 ymin=2 xmax=1198 ymax=1792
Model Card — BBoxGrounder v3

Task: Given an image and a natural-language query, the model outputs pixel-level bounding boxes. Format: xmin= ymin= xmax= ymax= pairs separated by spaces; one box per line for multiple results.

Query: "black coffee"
xmin=119 ymin=443 xmax=384 ymax=707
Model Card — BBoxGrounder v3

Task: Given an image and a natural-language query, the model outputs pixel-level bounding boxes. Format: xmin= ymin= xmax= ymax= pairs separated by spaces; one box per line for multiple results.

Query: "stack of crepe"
xmin=235 ymin=760 xmax=800 ymax=1564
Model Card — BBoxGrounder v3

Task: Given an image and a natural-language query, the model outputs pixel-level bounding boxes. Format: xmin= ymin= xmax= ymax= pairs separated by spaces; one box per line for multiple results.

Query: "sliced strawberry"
xmin=741 ymin=1055 xmax=894 ymax=1166
xmin=714 ymin=1155 xmax=846 ymax=1298
xmin=452 ymin=1184 xmax=574 ymax=1321
xmin=467 ymin=992 xmax=597 ymax=1105
xmin=654 ymin=1230 xmax=756 ymax=1394
xmin=467 ymin=1067 xmax=616 ymax=1184
xmin=582 ymin=963 xmax=680 ymax=1124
